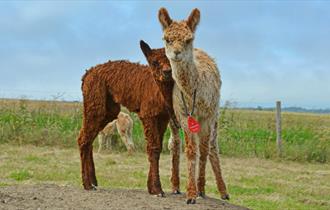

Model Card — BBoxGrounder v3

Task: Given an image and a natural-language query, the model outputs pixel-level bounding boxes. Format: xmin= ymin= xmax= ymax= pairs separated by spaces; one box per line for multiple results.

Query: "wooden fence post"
xmin=276 ymin=101 xmax=282 ymax=157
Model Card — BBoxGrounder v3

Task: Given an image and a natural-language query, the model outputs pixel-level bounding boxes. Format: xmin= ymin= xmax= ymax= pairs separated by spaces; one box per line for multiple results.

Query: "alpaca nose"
xmin=163 ymin=69 xmax=172 ymax=80
xmin=174 ymin=50 xmax=180 ymax=56
xmin=164 ymin=68 xmax=171 ymax=75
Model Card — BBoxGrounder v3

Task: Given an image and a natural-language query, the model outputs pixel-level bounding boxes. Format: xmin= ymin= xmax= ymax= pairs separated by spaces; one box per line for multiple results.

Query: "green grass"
xmin=0 ymin=144 xmax=329 ymax=210
xmin=9 ymin=169 xmax=32 ymax=181
xmin=0 ymin=99 xmax=329 ymax=209
xmin=218 ymin=108 xmax=330 ymax=163
xmin=0 ymin=98 xmax=329 ymax=163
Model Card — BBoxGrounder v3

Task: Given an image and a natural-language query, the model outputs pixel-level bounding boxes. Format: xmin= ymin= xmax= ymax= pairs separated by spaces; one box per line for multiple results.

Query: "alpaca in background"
xmin=97 ymin=112 xmax=134 ymax=154
xmin=158 ymin=8 xmax=229 ymax=203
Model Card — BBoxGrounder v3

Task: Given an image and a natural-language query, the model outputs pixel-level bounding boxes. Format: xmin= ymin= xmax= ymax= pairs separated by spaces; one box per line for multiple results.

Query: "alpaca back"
xmin=82 ymin=60 xmax=167 ymax=118
xmin=193 ymin=49 xmax=221 ymax=116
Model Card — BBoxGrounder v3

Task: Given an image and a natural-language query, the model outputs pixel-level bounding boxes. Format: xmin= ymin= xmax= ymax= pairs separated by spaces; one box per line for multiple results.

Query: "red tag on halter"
xmin=188 ymin=116 xmax=200 ymax=133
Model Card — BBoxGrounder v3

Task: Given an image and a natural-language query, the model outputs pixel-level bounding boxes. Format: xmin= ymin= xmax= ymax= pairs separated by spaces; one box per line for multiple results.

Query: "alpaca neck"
xmin=170 ymin=58 xmax=198 ymax=97
xmin=156 ymin=80 xmax=178 ymax=124
xmin=157 ymin=80 xmax=174 ymax=107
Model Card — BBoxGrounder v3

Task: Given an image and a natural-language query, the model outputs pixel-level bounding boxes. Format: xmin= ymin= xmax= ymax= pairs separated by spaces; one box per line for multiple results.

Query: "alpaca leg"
xmin=147 ymin=129 xmax=163 ymax=195
xmin=126 ymin=135 xmax=135 ymax=154
xmin=126 ymin=123 xmax=135 ymax=153
xmin=184 ymin=130 xmax=198 ymax=204
xmin=153 ymin=117 xmax=168 ymax=195
xmin=98 ymin=133 xmax=104 ymax=153
xmin=79 ymin=122 xmax=108 ymax=189
xmin=106 ymin=120 xmax=117 ymax=151
xmin=117 ymin=127 xmax=134 ymax=155
xmin=168 ymin=121 xmax=181 ymax=194
xmin=167 ymin=130 xmax=174 ymax=151
xmin=78 ymin=127 xmax=100 ymax=190
xmin=107 ymin=135 xmax=112 ymax=152
xmin=88 ymin=143 xmax=97 ymax=187
xmin=209 ymin=122 xmax=229 ymax=200
xmin=141 ymin=116 xmax=167 ymax=196
xmin=197 ymin=132 xmax=210 ymax=198
xmin=78 ymin=88 xmax=120 ymax=190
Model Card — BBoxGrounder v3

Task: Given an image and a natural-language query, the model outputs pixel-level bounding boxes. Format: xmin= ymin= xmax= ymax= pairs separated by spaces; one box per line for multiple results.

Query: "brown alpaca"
xmin=158 ymin=8 xmax=229 ymax=203
xmin=77 ymin=41 xmax=180 ymax=196
xmin=140 ymin=40 xmax=181 ymax=194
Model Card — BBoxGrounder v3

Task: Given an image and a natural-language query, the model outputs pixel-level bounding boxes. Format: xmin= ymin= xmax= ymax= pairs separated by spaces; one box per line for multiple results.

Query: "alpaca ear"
xmin=187 ymin=8 xmax=200 ymax=32
xmin=140 ymin=40 xmax=152 ymax=58
xmin=158 ymin=7 xmax=172 ymax=30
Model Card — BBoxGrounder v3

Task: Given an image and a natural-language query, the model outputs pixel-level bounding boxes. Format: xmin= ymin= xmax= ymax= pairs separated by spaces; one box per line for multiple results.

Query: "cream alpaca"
xmin=158 ymin=8 xmax=229 ymax=204
xmin=98 ymin=112 xmax=134 ymax=154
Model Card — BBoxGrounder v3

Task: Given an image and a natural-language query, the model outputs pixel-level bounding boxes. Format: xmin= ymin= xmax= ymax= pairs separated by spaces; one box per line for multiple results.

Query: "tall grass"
xmin=0 ymin=99 xmax=81 ymax=147
xmin=0 ymin=99 xmax=329 ymax=163
xmin=218 ymin=107 xmax=330 ymax=163
xmin=0 ymin=99 xmax=171 ymax=152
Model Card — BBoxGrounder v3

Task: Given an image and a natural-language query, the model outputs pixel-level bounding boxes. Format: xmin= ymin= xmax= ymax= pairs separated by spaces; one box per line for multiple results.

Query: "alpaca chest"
xmin=172 ymin=85 xmax=217 ymax=128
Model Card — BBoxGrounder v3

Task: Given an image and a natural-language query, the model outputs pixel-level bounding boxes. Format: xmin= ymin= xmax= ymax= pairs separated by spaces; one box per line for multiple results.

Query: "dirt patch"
xmin=0 ymin=184 xmax=248 ymax=210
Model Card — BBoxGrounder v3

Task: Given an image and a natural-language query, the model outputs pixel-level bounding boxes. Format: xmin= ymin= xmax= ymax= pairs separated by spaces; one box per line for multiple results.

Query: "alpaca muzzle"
xmin=163 ymin=69 xmax=172 ymax=80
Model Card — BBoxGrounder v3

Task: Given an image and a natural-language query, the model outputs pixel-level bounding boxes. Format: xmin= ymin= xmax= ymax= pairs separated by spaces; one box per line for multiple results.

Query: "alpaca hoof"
xmin=186 ymin=198 xmax=196 ymax=204
xmin=91 ymin=184 xmax=97 ymax=191
xmin=172 ymin=190 xmax=181 ymax=195
xmin=158 ymin=192 xmax=165 ymax=197
xmin=197 ymin=191 xmax=206 ymax=199
xmin=221 ymin=194 xmax=230 ymax=200
xmin=154 ymin=191 xmax=165 ymax=197
xmin=83 ymin=184 xmax=96 ymax=191
xmin=127 ymin=149 xmax=134 ymax=156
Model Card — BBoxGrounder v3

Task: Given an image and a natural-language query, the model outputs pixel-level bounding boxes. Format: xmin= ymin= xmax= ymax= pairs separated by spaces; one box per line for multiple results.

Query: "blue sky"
xmin=0 ymin=1 xmax=329 ymax=108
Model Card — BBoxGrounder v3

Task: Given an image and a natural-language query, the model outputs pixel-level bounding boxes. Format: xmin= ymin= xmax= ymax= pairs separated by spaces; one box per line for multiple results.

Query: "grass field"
xmin=0 ymin=98 xmax=329 ymax=163
xmin=0 ymin=144 xmax=329 ymax=210
xmin=0 ymin=99 xmax=330 ymax=209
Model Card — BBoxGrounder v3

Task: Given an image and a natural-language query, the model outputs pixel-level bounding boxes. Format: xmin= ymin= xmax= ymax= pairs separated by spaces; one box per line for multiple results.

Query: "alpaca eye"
xmin=152 ymin=61 xmax=159 ymax=67
xmin=186 ymin=38 xmax=193 ymax=44
xmin=165 ymin=39 xmax=172 ymax=45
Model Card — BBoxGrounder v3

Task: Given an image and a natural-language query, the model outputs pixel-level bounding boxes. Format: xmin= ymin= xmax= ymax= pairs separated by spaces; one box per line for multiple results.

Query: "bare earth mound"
xmin=0 ymin=184 xmax=249 ymax=210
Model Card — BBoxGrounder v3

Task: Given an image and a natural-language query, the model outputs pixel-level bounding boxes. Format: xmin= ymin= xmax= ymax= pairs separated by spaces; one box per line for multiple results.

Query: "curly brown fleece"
xmin=77 ymin=45 xmax=178 ymax=196
xmin=140 ymin=40 xmax=181 ymax=193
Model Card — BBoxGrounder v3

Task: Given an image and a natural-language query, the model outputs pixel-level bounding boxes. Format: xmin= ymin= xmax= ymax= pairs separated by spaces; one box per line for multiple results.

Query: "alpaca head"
xmin=140 ymin=40 xmax=172 ymax=83
xmin=158 ymin=8 xmax=200 ymax=63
